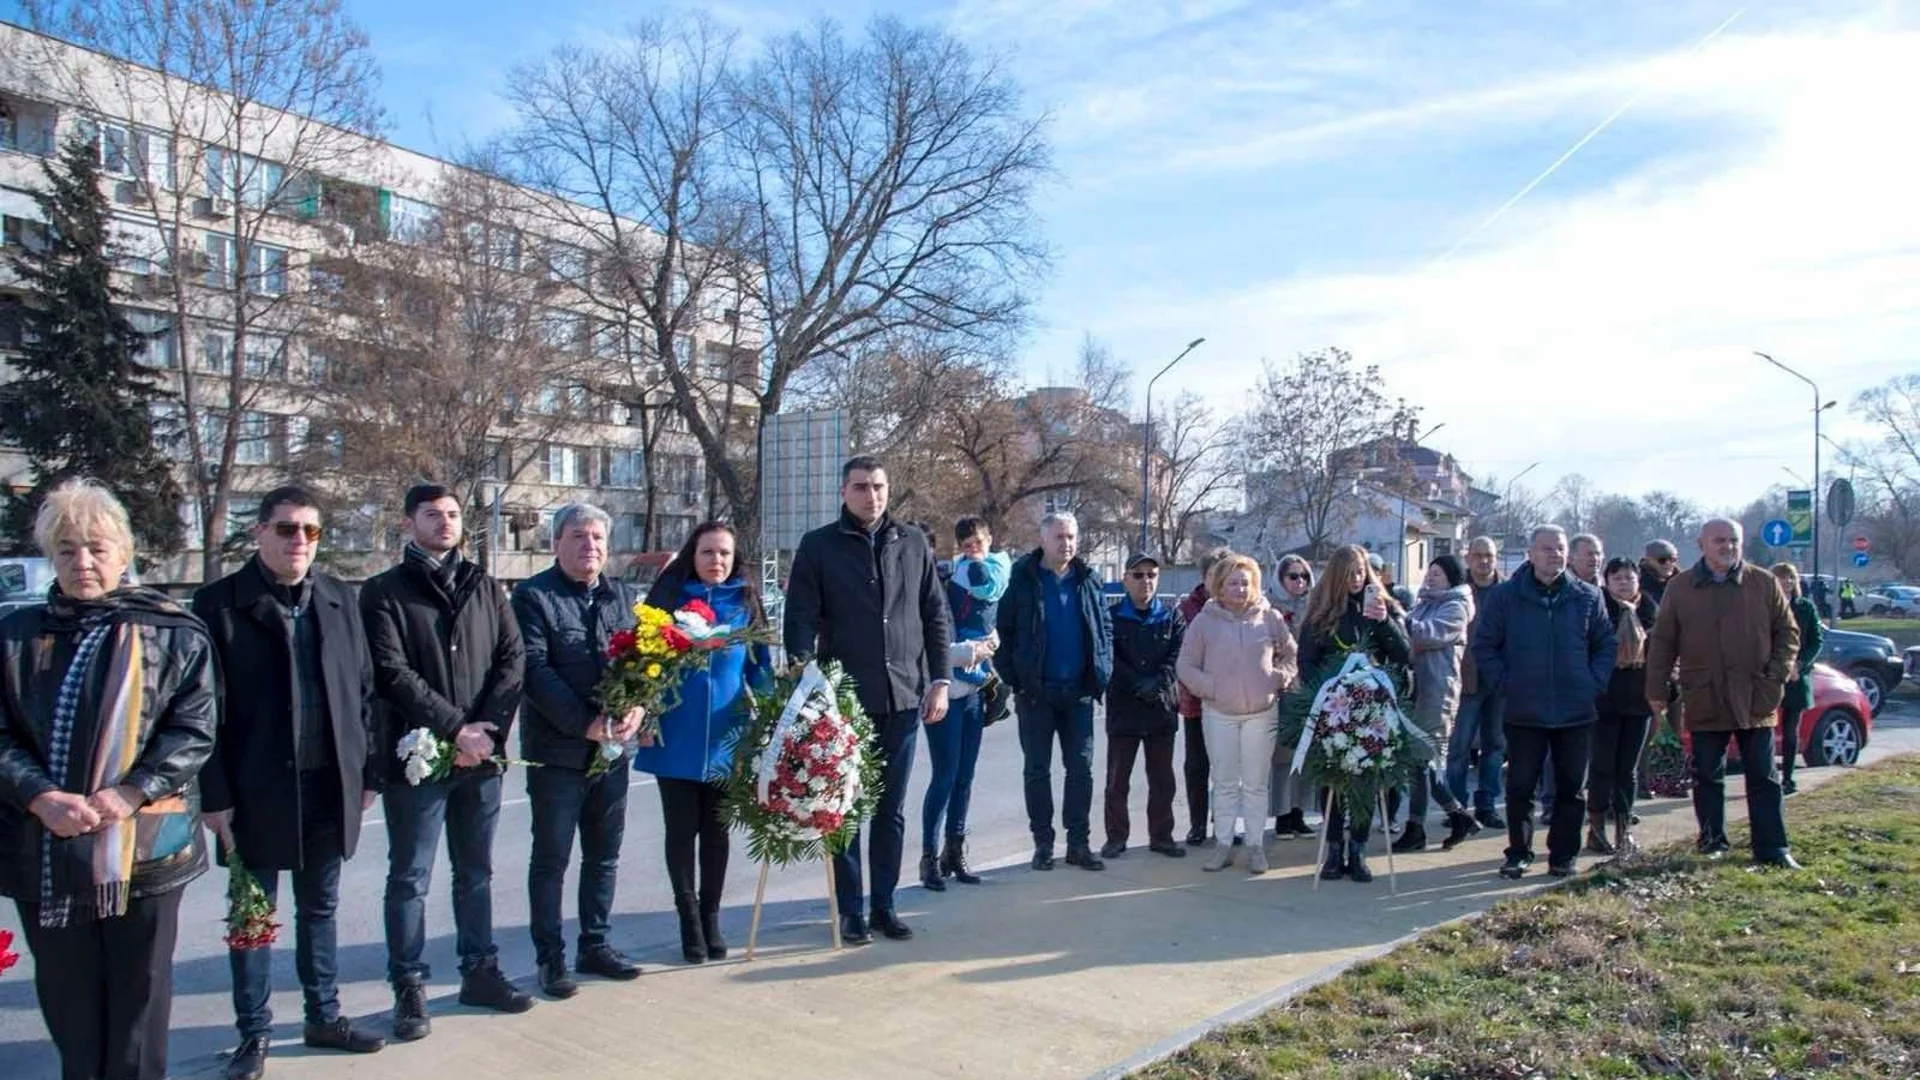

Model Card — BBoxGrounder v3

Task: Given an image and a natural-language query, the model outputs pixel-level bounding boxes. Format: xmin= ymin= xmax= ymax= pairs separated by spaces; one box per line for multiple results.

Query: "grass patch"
xmin=1138 ymin=758 xmax=1920 ymax=1079
xmin=1833 ymin=616 xmax=1920 ymax=651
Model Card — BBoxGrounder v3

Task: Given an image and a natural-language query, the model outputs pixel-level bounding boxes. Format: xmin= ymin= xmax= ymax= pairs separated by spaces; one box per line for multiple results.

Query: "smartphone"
xmin=1364 ymin=583 xmax=1381 ymax=607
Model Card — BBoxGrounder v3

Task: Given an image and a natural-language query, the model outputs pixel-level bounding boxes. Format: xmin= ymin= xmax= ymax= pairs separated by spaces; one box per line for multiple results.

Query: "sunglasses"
xmin=1285 ymin=572 xmax=1309 ymax=581
xmin=1655 ymin=556 xmax=1675 ymax=564
xmin=271 ymin=521 xmax=323 ymax=542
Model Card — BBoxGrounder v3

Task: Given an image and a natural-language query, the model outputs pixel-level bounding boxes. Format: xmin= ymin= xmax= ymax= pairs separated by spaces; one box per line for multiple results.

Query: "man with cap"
xmin=1100 ymin=553 xmax=1188 ymax=860
xmin=1639 ymin=540 xmax=1680 ymax=604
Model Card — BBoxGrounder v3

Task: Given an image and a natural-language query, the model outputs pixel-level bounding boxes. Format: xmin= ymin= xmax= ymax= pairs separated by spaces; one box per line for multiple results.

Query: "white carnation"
xmin=404 ymin=756 xmax=433 ymax=786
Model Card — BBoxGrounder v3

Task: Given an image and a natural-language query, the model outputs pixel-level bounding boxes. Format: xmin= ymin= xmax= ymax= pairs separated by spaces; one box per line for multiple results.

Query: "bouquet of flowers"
xmin=0 ymin=928 xmax=18 ymax=977
xmin=222 ymin=852 xmax=279 ymax=952
xmin=721 ymin=660 xmax=883 ymax=865
xmin=395 ymin=726 xmax=538 ymax=786
xmin=1278 ymin=651 xmax=1430 ymax=814
xmin=590 ymin=597 xmax=771 ymax=777
xmin=1642 ymin=723 xmax=1693 ymax=798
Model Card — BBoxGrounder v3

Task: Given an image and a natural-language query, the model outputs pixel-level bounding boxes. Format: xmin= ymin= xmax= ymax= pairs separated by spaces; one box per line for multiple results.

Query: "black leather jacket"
xmin=0 ymin=588 xmax=218 ymax=901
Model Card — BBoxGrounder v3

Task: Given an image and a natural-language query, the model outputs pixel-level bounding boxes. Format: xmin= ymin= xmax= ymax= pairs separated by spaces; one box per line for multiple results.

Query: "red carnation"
xmin=607 ymin=629 xmax=637 ymax=658
xmin=0 ymin=928 xmax=18 ymax=976
xmin=679 ymin=599 xmax=718 ymax=623
xmin=660 ymin=626 xmax=693 ymax=653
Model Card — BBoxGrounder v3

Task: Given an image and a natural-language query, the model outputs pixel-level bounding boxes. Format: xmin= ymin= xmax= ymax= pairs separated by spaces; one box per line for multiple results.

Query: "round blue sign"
xmin=1761 ymin=519 xmax=1793 ymax=547
xmin=1853 ymin=551 xmax=1871 ymax=568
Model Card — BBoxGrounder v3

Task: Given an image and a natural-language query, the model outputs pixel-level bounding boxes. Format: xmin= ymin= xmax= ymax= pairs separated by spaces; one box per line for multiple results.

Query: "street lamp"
xmin=1781 ymin=465 xmax=1807 ymax=487
xmin=1755 ymin=351 xmax=1836 ymax=624
xmin=1502 ymin=461 xmax=1541 ymax=554
xmin=1139 ymin=337 xmax=1206 ymax=553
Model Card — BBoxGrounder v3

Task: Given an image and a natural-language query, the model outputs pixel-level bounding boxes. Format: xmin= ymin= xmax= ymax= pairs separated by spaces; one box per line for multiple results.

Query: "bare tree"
xmin=1146 ymin=391 xmax=1237 ymax=562
xmin=1549 ymin=472 xmax=1594 ymax=534
xmin=1239 ymin=348 xmax=1419 ymax=561
xmin=305 ymin=162 xmax=610 ymax=567
xmin=729 ymin=17 xmax=1051 ymax=540
xmin=21 ymin=0 xmax=384 ymax=579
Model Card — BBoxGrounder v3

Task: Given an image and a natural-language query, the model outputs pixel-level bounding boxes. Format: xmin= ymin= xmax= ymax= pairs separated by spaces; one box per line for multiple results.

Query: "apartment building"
xmin=0 ymin=21 xmax=758 ymax=584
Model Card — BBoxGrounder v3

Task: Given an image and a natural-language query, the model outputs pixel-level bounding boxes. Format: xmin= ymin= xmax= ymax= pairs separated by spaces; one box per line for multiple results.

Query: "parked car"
xmin=1863 ymin=584 xmax=1920 ymax=617
xmin=1680 ymin=663 xmax=1871 ymax=767
xmin=0 ymin=557 xmax=55 ymax=618
xmin=1817 ymin=626 xmax=1900 ymax=716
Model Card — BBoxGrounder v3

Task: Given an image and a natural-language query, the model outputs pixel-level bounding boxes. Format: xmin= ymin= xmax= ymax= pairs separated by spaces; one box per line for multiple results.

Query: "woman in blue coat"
xmin=634 ymin=521 xmax=771 ymax=964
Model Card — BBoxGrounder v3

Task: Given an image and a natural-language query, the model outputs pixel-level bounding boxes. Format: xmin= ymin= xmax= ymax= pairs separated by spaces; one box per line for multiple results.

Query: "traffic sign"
xmin=1786 ymin=489 xmax=1815 ymax=546
xmin=1761 ymin=519 xmax=1793 ymax=547
xmin=1828 ymin=478 xmax=1856 ymax=528
xmin=1853 ymin=535 xmax=1871 ymax=552
xmin=1853 ymin=551 xmax=1871 ymax=568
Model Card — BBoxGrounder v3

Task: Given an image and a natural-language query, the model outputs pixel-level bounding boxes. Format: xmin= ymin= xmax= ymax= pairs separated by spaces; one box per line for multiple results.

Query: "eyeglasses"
xmin=1655 ymin=556 xmax=1675 ymax=565
xmin=1285 ymin=573 xmax=1309 ymax=581
xmin=272 ymin=521 xmax=322 ymax=542
xmin=1128 ymin=570 xmax=1159 ymax=580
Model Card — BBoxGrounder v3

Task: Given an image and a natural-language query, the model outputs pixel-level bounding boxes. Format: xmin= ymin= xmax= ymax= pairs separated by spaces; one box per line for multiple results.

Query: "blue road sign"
xmin=1761 ymin=519 xmax=1793 ymax=547
xmin=1853 ymin=551 xmax=1871 ymax=568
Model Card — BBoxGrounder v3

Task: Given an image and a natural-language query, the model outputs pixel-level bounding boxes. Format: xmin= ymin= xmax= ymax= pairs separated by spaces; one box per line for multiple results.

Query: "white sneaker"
xmin=1202 ymin=844 xmax=1235 ymax=872
xmin=1247 ymin=844 xmax=1269 ymax=874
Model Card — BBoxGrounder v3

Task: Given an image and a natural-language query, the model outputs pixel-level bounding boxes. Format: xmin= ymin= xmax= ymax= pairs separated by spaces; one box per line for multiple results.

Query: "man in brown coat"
xmin=1645 ymin=518 xmax=1801 ymax=868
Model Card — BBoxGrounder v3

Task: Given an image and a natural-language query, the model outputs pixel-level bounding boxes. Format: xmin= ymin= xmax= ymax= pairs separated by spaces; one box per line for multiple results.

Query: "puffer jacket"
xmin=0 ymin=588 xmax=217 ymax=902
xmin=512 ymin=565 xmax=637 ymax=772
xmin=1176 ymin=597 xmax=1298 ymax=716
xmin=632 ymin=575 xmax=772 ymax=783
xmin=1407 ymin=584 xmax=1474 ymax=736
xmin=1471 ymin=567 xmax=1615 ymax=728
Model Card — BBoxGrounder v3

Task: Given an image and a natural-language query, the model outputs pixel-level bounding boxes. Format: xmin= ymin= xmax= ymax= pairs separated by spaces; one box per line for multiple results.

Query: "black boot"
xmin=1440 ymin=809 xmax=1480 ymax=851
xmin=1585 ymin=811 xmax=1616 ymax=856
xmin=920 ymin=851 xmax=947 ymax=892
xmin=1347 ymin=840 xmax=1374 ymax=883
xmin=391 ymin=977 xmax=431 ymax=1041
xmin=1391 ymin=822 xmax=1428 ymax=853
xmin=942 ymin=837 xmax=982 ymax=884
xmin=1319 ymin=801 xmax=1349 ymax=879
xmin=701 ymin=908 xmax=728 ymax=961
xmin=676 ymin=899 xmax=707 ymax=964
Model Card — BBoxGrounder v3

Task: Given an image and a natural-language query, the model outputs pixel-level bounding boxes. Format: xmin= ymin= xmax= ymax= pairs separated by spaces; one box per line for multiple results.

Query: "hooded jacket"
xmin=1175 ymin=597 xmax=1298 ymax=716
xmin=1106 ymin=595 xmax=1186 ymax=737
xmin=1407 ymin=583 xmax=1475 ymax=736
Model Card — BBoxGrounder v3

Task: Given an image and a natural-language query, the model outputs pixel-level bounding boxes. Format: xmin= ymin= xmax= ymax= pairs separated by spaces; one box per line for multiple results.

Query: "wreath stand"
xmin=744 ymin=856 xmax=845 ymax=960
xmin=1311 ymin=788 xmax=1398 ymax=895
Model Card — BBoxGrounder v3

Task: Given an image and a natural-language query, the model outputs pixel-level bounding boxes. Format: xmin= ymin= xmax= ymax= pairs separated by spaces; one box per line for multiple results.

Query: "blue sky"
xmin=21 ymin=0 xmax=1920 ymax=511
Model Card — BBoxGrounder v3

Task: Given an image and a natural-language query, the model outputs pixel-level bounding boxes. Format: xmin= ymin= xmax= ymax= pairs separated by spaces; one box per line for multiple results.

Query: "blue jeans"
xmin=527 ymin=762 xmax=629 ymax=966
xmin=231 ymin=773 xmax=343 ymax=1038
xmin=921 ymin=692 xmax=986 ymax=854
xmin=1445 ymin=690 xmax=1506 ymax=814
xmin=833 ymin=707 xmax=920 ymax=917
xmin=383 ymin=770 xmax=502 ymax=983
xmin=1017 ymin=690 xmax=1096 ymax=850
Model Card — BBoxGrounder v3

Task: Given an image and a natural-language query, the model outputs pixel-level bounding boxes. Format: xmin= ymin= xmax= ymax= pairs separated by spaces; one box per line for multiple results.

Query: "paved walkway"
xmin=190 ymin=727 xmax=1919 ymax=1080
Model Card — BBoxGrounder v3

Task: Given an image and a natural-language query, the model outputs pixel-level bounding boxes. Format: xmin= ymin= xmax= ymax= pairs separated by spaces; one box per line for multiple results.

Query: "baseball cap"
xmin=1125 ymin=552 xmax=1162 ymax=571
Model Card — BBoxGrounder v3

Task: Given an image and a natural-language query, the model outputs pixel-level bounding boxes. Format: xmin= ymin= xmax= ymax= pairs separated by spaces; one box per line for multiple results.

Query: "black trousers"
xmin=17 ymin=888 xmax=185 ymax=1080
xmin=1779 ymin=698 xmax=1805 ymax=787
xmin=1691 ymin=727 xmax=1790 ymax=858
xmin=1503 ymin=722 xmax=1592 ymax=865
xmin=1590 ymin=712 xmax=1651 ymax=818
xmin=1181 ymin=714 xmax=1209 ymax=835
xmin=1104 ymin=732 xmax=1177 ymax=846
xmin=658 ymin=777 xmax=730 ymax=913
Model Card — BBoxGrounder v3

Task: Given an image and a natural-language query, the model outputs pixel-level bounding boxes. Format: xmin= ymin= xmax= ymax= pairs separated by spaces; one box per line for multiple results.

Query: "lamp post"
xmin=1755 ymin=351 xmax=1836 ymax=624
xmin=1395 ymin=422 xmax=1447 ymax=585
xmin=1502 ymin=461 xmax=1541 ymax=555
xmin=1139 ymin=337 xmax=1206 ymax=553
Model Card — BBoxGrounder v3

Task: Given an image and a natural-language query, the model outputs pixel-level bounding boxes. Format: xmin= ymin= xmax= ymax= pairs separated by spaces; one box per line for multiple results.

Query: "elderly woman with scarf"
xmin=0 ymin=480 xmax=218 ymax=1080
xmin=1588 ymin=556 xmax=1661 ymax=856
xmin=1392 ymin=555 xmax=1482 ymax=853
xmin=1296 ymin=545 xmax=1412 ymax=883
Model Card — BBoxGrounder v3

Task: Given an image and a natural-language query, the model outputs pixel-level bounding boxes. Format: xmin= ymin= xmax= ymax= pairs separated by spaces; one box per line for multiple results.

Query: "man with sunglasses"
xmin=1639 ymin=540 xmax=1680 ymax=604
xmin=1100 ymin=553 xmax=1187 ymax=861
xmin=194 ymin=487 xmax=386 ymax=1080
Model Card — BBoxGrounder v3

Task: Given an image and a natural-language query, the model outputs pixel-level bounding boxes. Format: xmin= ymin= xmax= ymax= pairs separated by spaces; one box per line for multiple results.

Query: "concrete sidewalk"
xmin=198 ymin=734 xmax=1913 ymax=1080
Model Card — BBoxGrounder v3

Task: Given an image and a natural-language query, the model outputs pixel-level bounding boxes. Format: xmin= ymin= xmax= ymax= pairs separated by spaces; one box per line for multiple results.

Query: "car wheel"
xmin=1848 ymin=666 xmax=1886 ymax=716
xmin=1870 ymin=604 xmax=1888 ymax=616
xmin=1805 ymin=708 xmax=1865 ymax=767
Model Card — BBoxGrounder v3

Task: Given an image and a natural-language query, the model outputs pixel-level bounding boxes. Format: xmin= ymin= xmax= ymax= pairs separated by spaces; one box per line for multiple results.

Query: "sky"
xmin=17 ymin=0 xmax=1919 ymax=511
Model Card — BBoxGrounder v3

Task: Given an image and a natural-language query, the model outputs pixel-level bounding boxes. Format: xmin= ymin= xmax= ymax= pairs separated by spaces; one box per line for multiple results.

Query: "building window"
xmin=199 ymin=330 xmax=231 ymax=373
xmin=488 ymin=227 xmax=521 ymax=271
xmin=612 ymin=512 xmax=642 ymax=552
xmin=124 ymin=309 xmax=175 ymax=368
xmin=84 ymin=120 xmax=168 ymax=185
xmin=0 ymin=96 xmax=58 ymax=158
xmin=205 ymin=147 xmax=288 ymax=208
xmin=2 ymin=214 xmax=50 ymax=253
xmin=306 ymin=348 xmax=332 ymax=383
xmin=543 ymin=443 xmax=582 ymax=486
xmin=387 ymin=194 xmax=438 ymax=243
xmin=283 ymin=413 xmax=309 ymax=461
xmin=249 ymin=243 xmax=289 ymax=296
xmin=606 ymin=448 xmax=643 ymax=489
xmin=546 ymin=242 xmax=588 ymax=287
xmin=204 ymin=234 xmax=232 ymax=288
xmin=310 ymin=265 xmax=345 ymax=306
xmin=149 ymin=401 xmax=187 ymax=460
xmin=235 ymin=411 xmax=273 ymax=465
xmin=242 ymin=335 xmax=285 ymax=379
xmin=112 ymin=220 xmax=173 ymax=275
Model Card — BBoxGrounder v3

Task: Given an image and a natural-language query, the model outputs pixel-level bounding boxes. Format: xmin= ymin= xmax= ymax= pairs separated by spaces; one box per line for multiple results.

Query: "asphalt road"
xmin=0 ymin=707 xmax=1093 ymax=1078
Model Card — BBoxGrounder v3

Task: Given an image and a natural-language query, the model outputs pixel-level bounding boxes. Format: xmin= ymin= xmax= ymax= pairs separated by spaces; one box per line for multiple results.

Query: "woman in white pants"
xmin=1176 ymin=553 xmax=1299 ymax=873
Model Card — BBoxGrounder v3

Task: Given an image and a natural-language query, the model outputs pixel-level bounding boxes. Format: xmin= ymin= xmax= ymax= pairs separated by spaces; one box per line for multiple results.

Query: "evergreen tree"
xmin=2 ymin=135 xmax=184 ymax=557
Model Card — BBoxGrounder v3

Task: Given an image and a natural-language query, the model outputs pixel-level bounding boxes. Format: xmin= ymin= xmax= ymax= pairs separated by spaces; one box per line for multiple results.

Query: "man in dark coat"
xmin=511 ymin=502 xmax=644 ymax=998
xmin=1100 ymin=553 xmax=1186 ymax=861
xmin=1646 ymin=518 xmax=1801 ymax=868
xmin=997 ymin=512 xmax=1114 ymax=873
xmin=361 ymin=484 xmax=528 ymax=1039
xmin=1472 ymin=524 xmax=1615 ymax=881
xmin=194 ymin=487 xmax=385 ymax=1079
xmin=784 ymin=456 xmax=952 ymax=945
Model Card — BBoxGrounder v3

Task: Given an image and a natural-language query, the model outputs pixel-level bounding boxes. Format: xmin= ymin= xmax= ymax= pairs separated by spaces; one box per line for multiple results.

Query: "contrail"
xmin=1424 ymin=7 xmax=1747 ymax=272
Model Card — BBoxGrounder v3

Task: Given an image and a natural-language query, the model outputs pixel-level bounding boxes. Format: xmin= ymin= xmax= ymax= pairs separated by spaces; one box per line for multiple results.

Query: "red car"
xmin=1679 ymin=663 xmax=1871 ymax=767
